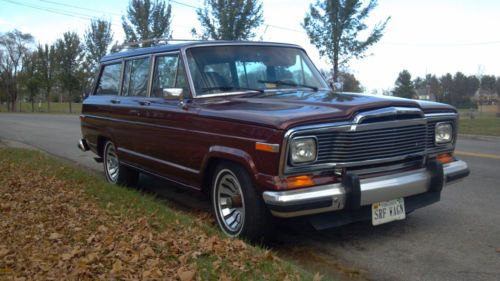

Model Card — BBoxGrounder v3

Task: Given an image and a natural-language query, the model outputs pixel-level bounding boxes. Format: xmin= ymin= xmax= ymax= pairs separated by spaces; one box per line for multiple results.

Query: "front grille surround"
xmin=282 ymin=111 xmax=457 ymax=175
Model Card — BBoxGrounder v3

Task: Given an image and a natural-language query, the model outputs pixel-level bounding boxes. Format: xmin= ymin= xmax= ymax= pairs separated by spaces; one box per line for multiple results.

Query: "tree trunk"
xmin=68 ymin=90 xmax=72 ymax=113
xmin=31 ymin=99 xmax=34 ymax=112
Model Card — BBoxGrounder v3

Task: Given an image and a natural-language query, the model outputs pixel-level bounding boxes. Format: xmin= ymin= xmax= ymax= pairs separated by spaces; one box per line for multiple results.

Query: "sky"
xmin=1 ymin=0 xmax=499 ymax=93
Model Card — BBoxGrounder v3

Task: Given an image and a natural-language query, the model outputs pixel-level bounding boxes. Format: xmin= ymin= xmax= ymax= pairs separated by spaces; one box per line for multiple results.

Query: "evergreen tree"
xmin=35 ymin=44 xmax=56 ymax=111
xmin=122 ymin=0 xmax=172 ymax=47
xmin=55 ymin=32 xmax=83 ymax=113
xmin=393 ymin=70 xmax=415 ymax=99
xmin=193 ymin=0 xmax=263 ymax=40
xmin=19 ymin=51 xmax=41 ymax=112
xmin=303 ymin=0 xmax=389 ymax=82
xmin=84 ymin=18 xmax=113 ymax=73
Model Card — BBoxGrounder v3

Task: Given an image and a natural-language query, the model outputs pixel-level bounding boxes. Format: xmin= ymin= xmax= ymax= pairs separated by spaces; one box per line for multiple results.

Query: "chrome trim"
xmin=82 ymin=114 xmax=260 ymax=142
xmin=118 ymin=147 xmax=199 ymax=174
xmin=353 ymin=107 xmax=424 ymax=124
xmin=359 ymin=168 xmax=430 ymax=205
xmin=443 ymin=160 xmax=469 ymax=184
xmin=262 ymin=183 xmax=346 ymax=218
xmin=120 ymin=161 xmax=201 ymax=191
xmin=78 ymin=138 xmax=90 ymax=152
xmin=264 ymin=160 xmax=468 ymax=218
xmin=424 ymin=112 xmax=458 ymax=119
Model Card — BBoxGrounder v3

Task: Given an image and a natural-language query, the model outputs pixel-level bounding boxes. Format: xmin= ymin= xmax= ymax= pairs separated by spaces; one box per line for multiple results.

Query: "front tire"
xmin=211 ymin=162 xmax=273 ymax=242
xmin=103 ymin=140 xmax=139 ymax=186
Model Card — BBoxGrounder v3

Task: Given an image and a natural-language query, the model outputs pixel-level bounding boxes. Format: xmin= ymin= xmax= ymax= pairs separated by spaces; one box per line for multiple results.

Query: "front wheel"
xmin=211 ymin=162 xmax=273 ymax=242
xmin=103 ymin=140 xmax=139 ymax=186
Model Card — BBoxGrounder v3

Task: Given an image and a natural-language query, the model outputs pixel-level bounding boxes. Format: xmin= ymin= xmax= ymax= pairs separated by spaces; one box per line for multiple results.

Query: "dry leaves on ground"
xmin=0 ymin=153 xmax=303 ymax=280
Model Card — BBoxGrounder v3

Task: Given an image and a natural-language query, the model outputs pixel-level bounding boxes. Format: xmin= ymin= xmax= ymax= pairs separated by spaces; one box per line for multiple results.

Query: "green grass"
xmin=0 ymin=102 xmax=82 ymax=113
xmin=458 ymin=110 xmax=500 ymax=137
xmin=0 ymin=147 xmax=318 ymax=280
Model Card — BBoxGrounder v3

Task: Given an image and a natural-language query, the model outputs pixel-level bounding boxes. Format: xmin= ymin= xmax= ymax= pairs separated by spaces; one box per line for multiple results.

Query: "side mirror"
xmin=162 ymin=88 xmax=183 ymax=99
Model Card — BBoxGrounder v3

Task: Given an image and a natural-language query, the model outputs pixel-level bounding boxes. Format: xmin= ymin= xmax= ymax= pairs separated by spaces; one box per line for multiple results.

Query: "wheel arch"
xmin=199 ymin=145 xmax=258 ymax=195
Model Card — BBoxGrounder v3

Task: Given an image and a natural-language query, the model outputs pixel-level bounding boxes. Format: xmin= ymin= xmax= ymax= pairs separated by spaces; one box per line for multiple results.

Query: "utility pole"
xmin=477 ymin=65 xmax=485 ymax=113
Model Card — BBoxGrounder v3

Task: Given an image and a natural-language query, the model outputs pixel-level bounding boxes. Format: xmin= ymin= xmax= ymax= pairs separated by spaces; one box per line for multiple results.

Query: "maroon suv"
xmin=79 ymin=41 xmax=469 ymax=240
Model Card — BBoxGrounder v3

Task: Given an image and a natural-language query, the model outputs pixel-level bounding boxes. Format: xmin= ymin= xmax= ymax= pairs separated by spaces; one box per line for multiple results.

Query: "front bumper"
xmin=263 ymin=160 xmax=469 ymax=218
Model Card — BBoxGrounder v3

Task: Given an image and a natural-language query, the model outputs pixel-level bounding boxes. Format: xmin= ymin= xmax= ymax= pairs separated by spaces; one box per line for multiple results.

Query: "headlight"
xmin=435 ymin=122 xmax=453 ymax=144
xmin=290 ymin=137 xmax=317 ymax=164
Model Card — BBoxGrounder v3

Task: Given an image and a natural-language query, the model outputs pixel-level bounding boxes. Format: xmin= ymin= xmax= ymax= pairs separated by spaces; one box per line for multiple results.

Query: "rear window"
xmin=95 ymin=63 xmax=122 ymax=95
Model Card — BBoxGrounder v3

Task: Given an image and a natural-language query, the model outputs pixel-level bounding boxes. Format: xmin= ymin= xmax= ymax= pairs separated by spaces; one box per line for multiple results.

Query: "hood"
xmin=194 ymin=91 xmax=456 ymax=130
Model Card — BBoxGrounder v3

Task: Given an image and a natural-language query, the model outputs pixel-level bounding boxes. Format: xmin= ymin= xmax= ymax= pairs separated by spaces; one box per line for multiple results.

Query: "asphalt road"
xmin=0 ymin=113 xmax=499 ymax=281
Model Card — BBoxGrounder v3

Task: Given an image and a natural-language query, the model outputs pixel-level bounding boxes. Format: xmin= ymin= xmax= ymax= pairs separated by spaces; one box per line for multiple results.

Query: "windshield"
xmin=185 ymin=45 xmax=329 ymax=96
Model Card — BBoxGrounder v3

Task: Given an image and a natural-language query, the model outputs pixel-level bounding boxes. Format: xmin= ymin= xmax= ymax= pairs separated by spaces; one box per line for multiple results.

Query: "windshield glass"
xmin=185 ymin=45 xmax=329 ymax=96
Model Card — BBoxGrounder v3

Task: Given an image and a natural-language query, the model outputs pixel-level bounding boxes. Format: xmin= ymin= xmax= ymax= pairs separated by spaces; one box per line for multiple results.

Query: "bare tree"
xmin=0 ymin=30 xmax=34 ymax=111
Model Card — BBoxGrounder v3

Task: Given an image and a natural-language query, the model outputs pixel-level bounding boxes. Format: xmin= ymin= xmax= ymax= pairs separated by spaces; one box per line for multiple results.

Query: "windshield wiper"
xmin=257 ymin=79 xmax=318 ymax=91
xmin=200 ymin=86 xmax=264 ymax=94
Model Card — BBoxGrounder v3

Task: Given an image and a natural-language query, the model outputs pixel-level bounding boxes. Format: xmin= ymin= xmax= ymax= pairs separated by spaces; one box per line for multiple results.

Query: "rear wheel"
xmin=211 ymin=162 xmax=273 ymax=242
xmin=103 ymin=140 xmax=139 ymax=186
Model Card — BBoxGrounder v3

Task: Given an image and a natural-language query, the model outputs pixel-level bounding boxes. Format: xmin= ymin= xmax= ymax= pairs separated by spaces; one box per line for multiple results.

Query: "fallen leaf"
xmin=177 ymin=268 xmax=195 ymax=281
xmin=313 ymin=272 xmax=323 ymax=281
xmin=219 ymin=273 xmax=232 ymax=281
xmin=98 ymin=225 xmax=108 ymax=233
xmin=0 ymin=247 xmax=9 ymax=258
xmin=142 ymin=245 xmax=155 ymax=257
xmin=86 ymin=234 xmax=96 ymax=244
xmin=48 ymin=233 xmax=62 ymax=240
xmin=111 ymin=260 xmax=123 ymax=274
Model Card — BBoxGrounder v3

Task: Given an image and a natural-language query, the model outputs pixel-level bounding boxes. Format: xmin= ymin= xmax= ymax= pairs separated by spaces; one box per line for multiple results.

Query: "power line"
xmin=37 ymin=0 xmax=122 ymax=16
xmin=383 ymin=40 xmax=500 ymax=47
xmin=170 ymin=0 xmax=199 ymax=9
xmin=1 ymin=0 xmax=95 ymax=21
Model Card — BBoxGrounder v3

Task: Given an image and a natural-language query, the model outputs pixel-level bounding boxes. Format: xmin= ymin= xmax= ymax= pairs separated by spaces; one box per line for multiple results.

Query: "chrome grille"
xmin=315 ymin=124 xmax=427 ymax=164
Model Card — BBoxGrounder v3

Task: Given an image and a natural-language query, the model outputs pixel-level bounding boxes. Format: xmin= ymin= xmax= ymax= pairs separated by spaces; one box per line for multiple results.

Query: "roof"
xmin=100 ymin=40 xmax=302 ymax=63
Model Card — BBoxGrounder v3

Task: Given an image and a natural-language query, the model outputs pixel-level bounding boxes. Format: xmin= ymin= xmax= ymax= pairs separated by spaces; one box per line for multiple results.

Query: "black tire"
xmin=103 ymin=140 xmax=139 ymax=186
xmin=211 ymin=162 xmax=273 ymax=242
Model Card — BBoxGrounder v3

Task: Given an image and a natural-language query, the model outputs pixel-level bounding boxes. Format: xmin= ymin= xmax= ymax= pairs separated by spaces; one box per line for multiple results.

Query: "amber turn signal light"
xmin=436 ymin=153 xmax=453 ymax=164
xmin=255 ymin=142 xmax=279 ymax=153
xmin=286 ymin=175 xmax=315 ymax=189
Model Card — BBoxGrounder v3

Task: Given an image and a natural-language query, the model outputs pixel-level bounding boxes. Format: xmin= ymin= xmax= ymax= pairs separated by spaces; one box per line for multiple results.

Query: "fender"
xmin=201 ymin=145 xmax=259 ymax=181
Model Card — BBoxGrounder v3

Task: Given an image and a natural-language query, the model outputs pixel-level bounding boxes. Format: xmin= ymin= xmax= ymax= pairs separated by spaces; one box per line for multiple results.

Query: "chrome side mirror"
xmin=162 ymin=88 xmax=183 ymax=99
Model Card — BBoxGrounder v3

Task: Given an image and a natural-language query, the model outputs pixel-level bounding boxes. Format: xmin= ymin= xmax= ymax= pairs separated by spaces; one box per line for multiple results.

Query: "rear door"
xmin=136 ymin=52 xmax=202 ymax=187
xmin=111 ymin=56 xmax=154 ymax=169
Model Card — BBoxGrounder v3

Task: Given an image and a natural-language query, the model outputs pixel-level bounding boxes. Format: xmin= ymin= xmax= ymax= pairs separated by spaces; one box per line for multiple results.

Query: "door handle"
xmin=110 ymin=98 xmax=121 ymax=104
xmin=138 ymin=100 xmax=151 ymax=106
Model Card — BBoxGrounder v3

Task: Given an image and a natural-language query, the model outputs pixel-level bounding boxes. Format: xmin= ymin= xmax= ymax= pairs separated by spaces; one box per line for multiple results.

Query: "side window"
xmin=151 ymin=54 xmax=190 ymax=98
xmin=122 ymin=57 xmax=151 ymax=97
xmin=95 ymin=63 xmax=122 ymax=95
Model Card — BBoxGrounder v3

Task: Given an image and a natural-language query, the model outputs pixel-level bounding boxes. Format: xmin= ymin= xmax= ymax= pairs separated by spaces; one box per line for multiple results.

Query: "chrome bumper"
xmin=263 ymin=160 xmax=469 ymax=218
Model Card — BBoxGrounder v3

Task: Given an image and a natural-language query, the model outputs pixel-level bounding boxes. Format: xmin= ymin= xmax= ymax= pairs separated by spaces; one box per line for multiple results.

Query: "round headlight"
xmin=435 ymin=122 xmax=453 ymax=144
xmin=290 ymin=137 xmax=317 ymax=164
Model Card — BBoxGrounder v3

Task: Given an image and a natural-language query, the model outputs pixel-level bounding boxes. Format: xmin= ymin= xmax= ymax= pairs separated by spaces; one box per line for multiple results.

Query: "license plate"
xmin=372 ymin=198 xmax=406 ymax=226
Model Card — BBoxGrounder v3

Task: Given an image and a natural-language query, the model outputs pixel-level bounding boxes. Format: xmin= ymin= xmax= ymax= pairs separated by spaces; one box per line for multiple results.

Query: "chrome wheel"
xmin=214 ymin=169 xmax=245 ymax=236
xmin=104 ymin=142 xmax=119 ymax=183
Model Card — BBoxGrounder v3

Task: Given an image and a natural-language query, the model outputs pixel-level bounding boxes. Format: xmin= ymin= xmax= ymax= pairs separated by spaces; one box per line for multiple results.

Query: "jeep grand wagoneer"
xmin=79 ymin=41 xmax=469 ymax=241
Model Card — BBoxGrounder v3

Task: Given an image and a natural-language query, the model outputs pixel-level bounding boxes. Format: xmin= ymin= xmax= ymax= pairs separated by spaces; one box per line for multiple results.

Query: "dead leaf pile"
xmin=0 ymin=155 xmax=303 ymax=280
